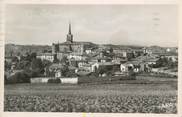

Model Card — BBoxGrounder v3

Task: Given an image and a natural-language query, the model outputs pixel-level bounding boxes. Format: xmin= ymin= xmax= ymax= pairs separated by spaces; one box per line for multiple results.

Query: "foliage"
xmin=60 ymin=56 xmax=69 ymax=66
xmin=152 ymin=57 xmax=178 ymax=69
xmin=12 ymin=56 xmax=19 ymax=63
xmin=42 ymin=59 xmax=52 ymax=68
xmin=5 ymin=61 xmax=11 ymax=70
xmin=5 ymin=44 xmax=51 ymax=58
xmin=16 ymin=60 xmax=31 ymax=70
xmin=6 ymin=71 xmax=30 ymax=84
xmin=96 ymin=65 xmax=118 ymax=76
xmin=60 ymin=65 xmax=69 ymax=77
xmin=127 ymin=52 xmax=135 ymax=60
xmin=30 ymin=52 xmax=37 ymax=60
xmin=44 ymin=66 xmax=54 ymax=77
xmin=88 ymin=72 xmax=99 ymax=77
xmin=96 ymin=66 xmax=113 ymax=75
xmin=109 ymin=47 xmax=113 ymax=53
xmin=47 ymin=78 xmax=61 ymax=83
xmin=65 ymin=70 xmax=78 ymax=77
xmin=16 ymin=53 xmax=42 ymax=71
xmin=31 ymin=58 xmax=44 ymax=74
xmin=5 ymin=55 xmax=51 ymax=84
xmin=97 ymin=66 xmax=108 ymax=75
xmin=4 ymin=74 xmax=8 ymax=84
xmin=4 ymin=95 xmax=177 ymax=113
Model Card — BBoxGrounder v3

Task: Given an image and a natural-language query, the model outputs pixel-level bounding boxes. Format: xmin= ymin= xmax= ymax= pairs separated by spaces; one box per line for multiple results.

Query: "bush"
xmin=65 ymin=70 xmax=78 ymax=77
xmin=89 ymin=72 xmax=99 ymax=77
xmin=7 ymin=71 xmax=30 ymax=84
xmin=47 ymin=78 xmax=61 ymax=83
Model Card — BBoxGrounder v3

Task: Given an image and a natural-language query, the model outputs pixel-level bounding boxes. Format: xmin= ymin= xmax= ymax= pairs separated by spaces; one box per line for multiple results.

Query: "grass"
xmin=4 ymin=83 xmax=176 ymax=96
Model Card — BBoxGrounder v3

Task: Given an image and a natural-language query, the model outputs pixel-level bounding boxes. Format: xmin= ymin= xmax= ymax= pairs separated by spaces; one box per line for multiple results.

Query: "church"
xmin=52 ymin=23 xmax=96 ymax=61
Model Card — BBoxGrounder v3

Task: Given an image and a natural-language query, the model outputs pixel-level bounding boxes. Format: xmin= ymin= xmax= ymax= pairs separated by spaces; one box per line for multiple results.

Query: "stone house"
xmin=36 ymin=53 xmax=54 ymax=62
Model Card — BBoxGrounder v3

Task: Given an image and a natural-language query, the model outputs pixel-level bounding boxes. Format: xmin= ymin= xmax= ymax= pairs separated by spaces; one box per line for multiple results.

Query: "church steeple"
xmin=68 ymin=22 xmax=71 ymax=34
xmin=66 ymin=22 xmax=73 ymax=43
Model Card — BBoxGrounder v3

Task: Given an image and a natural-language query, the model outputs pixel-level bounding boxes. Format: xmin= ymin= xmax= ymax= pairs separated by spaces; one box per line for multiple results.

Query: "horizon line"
xmin=5 ymin=42 xmax=178 ymax=48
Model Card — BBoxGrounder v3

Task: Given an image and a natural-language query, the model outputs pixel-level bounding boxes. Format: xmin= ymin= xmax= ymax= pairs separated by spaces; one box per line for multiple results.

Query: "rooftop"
xmin=37 ymin=53 xmax=53 ymax=56
xmin=94 ymin=62 xmax=120 ymax=66
xmin=58 ymin=41 xmax=95 ymax=45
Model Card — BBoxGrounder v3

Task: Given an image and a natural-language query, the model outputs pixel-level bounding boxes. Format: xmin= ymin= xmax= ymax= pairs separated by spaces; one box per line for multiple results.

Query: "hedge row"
xmin=47 ymin=78 xmax=61 ymax=83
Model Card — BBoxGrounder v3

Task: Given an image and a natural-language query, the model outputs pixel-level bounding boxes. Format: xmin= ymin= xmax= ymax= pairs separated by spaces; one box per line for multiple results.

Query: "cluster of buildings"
xmin=35 ymin=23 xmax=178 ymax=78
xmin=5 ymin=23 xmax=178 ymax=79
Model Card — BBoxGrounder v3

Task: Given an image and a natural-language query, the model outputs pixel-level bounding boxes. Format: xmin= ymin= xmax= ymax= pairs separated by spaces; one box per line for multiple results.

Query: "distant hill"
xmin=146 ymin=46 xmax=166 ymax=54
xmin=101 ymin=44 xmax=144 ymax=50
xmin=145 ymin=45 xmax=177 ymax=54
xmin=5 ymin=43 xmax=176 ymax=57
xmin=5 ymin=44 xmax=52 ymax=57
xmin=4 ymin=43 xmax=145 ymax=57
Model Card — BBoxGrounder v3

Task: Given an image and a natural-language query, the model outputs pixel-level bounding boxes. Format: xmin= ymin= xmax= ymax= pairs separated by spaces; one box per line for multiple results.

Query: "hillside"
xmin=101 ymin=44 xmax=144 ymax=50
xmin=5 ymin=43 xmax=175 ymax=57
xmin=5 ymin=44 xmax=52 ymax=57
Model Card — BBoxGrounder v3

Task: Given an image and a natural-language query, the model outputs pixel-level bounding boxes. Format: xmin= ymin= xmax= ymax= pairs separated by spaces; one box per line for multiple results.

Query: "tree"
xmin=5 ymin=60 xmax=11 ymax=70
xmin=127 ymin=52 xmax=135 ymax=60
xmin=4 ymin=72 xmax=8 ymax=84
xmin=154 ymin=57 xmax=173 ymax=68
xmin=31 ymin=58 xmax=44 ymax=75
xmin=42 ymin=60 xmax=52 ymax=77
xmin=60 ymin=56 xmax=69 ymax=66
xmin=25 ymin=52 xmax=31 ymax=61
xmin=167 ymin=58 xmax=177 ymax=69
xmin=30 ymin=52 xmax=37 ymax=60
xmin=12 ymin=56 xmax=19 ymax=63
xmin=16 ymin=60 xmax=30 ymax=70
xmin=42 ymin=59 xmax=52 ymax=68
xmin=89 ymin=72 xmax=99 ymax=77
xmin=65 ymin=70 xmax=78 ymax=77
xmin=97 ymin=66 xmax=108 ymax=76
xmin=6 ymin=71 xmax=30 ymax=84
xmin=20 ymin=52 xmax=37 ymax=62
xmin=60 ymin=65 xmax=69 ymax=77
xmin=109 ymin=47 xmax=113 ymax=53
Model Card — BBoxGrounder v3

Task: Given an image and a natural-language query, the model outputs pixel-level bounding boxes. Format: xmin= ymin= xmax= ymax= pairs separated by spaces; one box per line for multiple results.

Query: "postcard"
xmin=0 ymin=0 xmax=181 ymax=117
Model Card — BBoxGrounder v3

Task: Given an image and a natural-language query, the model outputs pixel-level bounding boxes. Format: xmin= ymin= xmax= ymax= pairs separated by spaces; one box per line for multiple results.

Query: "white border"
xmin=1 ymin=0 xmax=180 ymax=4
xmin=0 ymin=0 xmax=181 ymax=117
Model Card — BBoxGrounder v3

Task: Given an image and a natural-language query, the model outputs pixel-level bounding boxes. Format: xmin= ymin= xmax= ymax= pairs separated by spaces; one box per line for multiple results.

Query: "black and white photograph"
xmin=3 ymin=3 xmax=179 ymax=114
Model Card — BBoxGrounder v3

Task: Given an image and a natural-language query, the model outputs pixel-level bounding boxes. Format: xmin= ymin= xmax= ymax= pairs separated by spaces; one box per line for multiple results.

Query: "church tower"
xmin=66 ymin=22 xmax=73 ymax=43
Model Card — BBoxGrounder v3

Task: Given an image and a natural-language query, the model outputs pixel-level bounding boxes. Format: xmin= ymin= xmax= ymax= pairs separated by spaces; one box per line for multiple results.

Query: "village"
xmin=3 ymin=4 xmax=179 ymax=113
xmin=4 ymin=23 xmax=178 ymax=84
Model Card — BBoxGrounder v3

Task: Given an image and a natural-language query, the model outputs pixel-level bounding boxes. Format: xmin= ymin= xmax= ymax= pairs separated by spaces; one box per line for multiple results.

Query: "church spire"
xmin=66 ymin=21 xmax=73 ymax=43
xmin=68 ymin=22 xmax=71 ymax=34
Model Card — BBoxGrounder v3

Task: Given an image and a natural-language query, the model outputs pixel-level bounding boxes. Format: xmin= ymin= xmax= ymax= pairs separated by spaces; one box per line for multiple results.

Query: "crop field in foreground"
xmin=4 ymin=79 xmax=177 ymax=113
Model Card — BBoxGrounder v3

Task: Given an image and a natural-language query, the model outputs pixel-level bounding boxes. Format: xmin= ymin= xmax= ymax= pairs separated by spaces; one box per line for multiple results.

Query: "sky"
xmin=5 ymin=4 xmax=178 ymax=47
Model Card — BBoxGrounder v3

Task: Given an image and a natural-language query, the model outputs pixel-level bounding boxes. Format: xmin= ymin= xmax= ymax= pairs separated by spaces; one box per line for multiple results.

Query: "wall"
xmin=30 ymin=77 xmax=78 ymax=84
xmin=60 ymin=77 xmax=78 ymax=84
xmin=30 ymin=77 xmax=50 ymax=83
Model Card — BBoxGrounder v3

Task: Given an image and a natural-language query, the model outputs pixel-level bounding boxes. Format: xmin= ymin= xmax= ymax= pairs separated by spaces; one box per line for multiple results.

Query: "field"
xmin=4 ymin=76 xmax=177 ymax=113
